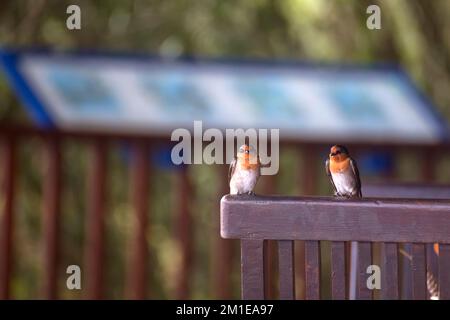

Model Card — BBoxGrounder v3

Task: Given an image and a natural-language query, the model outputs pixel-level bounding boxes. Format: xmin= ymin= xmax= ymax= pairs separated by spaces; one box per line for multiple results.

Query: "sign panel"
xmin=1 ymin=50 xmax=447 ymax=143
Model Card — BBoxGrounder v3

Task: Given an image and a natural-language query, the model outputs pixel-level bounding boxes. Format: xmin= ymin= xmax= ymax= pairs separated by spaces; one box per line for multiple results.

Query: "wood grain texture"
xmin=221 ymin=195 xmax=450 ymax=243
xmin=331 ymin=241 xmax=346 ymax=299
xmin=305 ymin=241 xmax=320 ymax=300
xmin=380 ymin=242 xmax=399 ymax=299
xmin=241 ymin=240 xmax=266 ymax=300
xmin=399 ymin=243 xmax=413 ymax=299
xmin=278 ymin=240 xmax=295 ymax=300
xmin=411 ymin=244 xmax=427 ymax=300
xmin=357 ymin=242 xmax=372 ymax=300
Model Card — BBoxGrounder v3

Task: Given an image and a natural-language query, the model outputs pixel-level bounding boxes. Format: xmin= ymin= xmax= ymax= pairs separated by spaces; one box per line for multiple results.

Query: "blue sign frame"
xmin=0 ymin=47 xmax=448 ymax=142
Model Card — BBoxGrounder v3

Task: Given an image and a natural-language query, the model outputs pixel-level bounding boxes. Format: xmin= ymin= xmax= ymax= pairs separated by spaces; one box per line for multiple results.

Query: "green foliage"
xmin=0 ymin=0 xmax=449 ymax=299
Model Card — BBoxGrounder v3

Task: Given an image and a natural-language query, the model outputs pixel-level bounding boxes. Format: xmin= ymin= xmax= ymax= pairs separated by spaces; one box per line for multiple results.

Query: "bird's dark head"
xmin=329 ymin=145 xmax=349 ymax=160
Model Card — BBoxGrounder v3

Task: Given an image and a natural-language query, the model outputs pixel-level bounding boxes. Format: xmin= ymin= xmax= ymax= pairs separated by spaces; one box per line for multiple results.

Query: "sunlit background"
xmin=0 ymin=0 xmax=450 ymax=299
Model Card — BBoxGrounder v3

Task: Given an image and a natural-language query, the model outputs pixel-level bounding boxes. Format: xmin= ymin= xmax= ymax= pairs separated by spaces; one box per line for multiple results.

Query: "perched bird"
xmin=229 ymin=144 xmax=260 ymax=195
xmin=325 ymin=145 xmax=361 ymax=300
xmin=325 ymin=145 xmax=362 ymax=198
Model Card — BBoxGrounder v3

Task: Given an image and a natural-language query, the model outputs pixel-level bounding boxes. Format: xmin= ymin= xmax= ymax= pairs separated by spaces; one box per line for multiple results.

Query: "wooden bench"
xmin=220 ymin=195 xmax=450 ymax=299
xmin=364 ymin=183 xmax=450 ymax=300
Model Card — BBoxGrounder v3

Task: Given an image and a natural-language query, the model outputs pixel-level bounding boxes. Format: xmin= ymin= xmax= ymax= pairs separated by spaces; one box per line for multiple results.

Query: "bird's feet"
xmin=247 ymin=191 xmax=255 ymax=196
xmin=334 ymin=192 xmax=348 ymax=199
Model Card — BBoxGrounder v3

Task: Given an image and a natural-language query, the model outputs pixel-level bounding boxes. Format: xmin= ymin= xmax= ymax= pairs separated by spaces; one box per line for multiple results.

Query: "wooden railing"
xmin=0 ymin=124 xmax=447 ymax=299
xmin=0 ymin=126 xmax=185 ymax=299
xmin=220 ymin=195 xmax=450 ymax=300
xmin=363 ymin=182 xmax=450 ymax=300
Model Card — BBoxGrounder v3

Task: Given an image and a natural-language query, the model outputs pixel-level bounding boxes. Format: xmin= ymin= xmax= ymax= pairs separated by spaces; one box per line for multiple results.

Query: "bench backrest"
xmin=220 ymin=194 xmax=450 ymax=299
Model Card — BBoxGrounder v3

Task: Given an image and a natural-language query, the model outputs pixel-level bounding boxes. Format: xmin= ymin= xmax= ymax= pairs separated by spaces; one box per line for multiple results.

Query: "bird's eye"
xmin=245 ymin=150 xmax=249 ymax=154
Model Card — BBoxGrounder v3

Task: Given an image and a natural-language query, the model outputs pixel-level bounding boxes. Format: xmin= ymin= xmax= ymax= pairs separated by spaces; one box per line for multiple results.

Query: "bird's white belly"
xmin=230 ymin=168 xmax=259 ymax=195
xmin=331 ymin=171 xmax=356 ymax=196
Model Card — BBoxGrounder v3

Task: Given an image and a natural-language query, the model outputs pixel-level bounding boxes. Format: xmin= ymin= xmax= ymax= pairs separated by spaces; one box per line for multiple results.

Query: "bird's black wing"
xmin=350 ymin=157 xmax=362 ymax=197
xmin=228 ymin=157 xmax=237 ymax=183
xmin=325 ymin=159 xmax=338 ymax=195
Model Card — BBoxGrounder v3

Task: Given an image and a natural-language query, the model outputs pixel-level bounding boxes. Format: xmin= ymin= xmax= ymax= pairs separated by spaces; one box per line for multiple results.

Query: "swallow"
xmin=325 ymin=145 xmax=362 ymax=198
xmin=229 ymin=144 xmax=260 ymax=195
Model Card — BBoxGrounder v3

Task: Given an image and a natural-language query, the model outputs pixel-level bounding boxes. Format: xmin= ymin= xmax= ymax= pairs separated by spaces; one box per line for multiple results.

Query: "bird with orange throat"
xmin=325 ymin=145 xmax=361 ymax=198
xmin=229 ymin=144 xmax=260 ymax=195
xmin=325 ymin=145 xmax=361 ymax=300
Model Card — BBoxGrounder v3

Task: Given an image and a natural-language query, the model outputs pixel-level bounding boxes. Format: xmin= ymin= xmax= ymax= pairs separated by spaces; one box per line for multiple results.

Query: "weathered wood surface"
xmin=278 ymin=240 xmax=295 ymax=300
xmin=305 ymin=241 xmax=320 ymax=300
xmin=241 ymin=240 xmax=266 ymax=300
xmin=221 ymin=195 xmax=450 ymax=243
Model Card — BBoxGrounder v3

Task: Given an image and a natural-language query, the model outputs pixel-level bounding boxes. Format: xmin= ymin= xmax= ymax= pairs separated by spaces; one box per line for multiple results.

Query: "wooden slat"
xmin=174 ymin=167 xmax=193 ymax=299
xmin=439 ymin=244 xmax=450 ymax=299
xmin=278 ymin=240 xmax=295 ymax=300
xmin=294 ymin=240 xmax=305 ymax=300
xmin=126 ymin=141 xmax=150 ymax=299
xmin=380 ymin=242 xmax=398 ymax=299
xmin=399 ymin=243 xmax=413 ymax=299
xmin=85 ymin=141 xmax=107 ymax=299
xmin=305 ymin=241 xmax=320 ymax=300
xmin=0 ymin=138 xmax=16 ymax=300
xmin=42 ymin=138 xmax=62 ymax=299
xmin=241 ymin=240 xmax=266 ymax=300
xmin=265 ymin=240 xmax=277 ymax=299
xmin=421 ymin=148 xmax=436 ymax=183
xmin=221 ymin=195 xmax=450 ymax=243
xmin=411 ymin=243 xmax=427 ymax=300
xmin=357 ymin=242 xmax=372 ymax=300
xmin=330 ymin=241 xmax=346 ymax=299
xmin=212 ymin=165 xmax=234 ymax=299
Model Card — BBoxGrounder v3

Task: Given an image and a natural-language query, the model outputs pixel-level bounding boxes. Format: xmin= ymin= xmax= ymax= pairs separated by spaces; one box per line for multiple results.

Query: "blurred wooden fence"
xmin=0 ymin=124 xmax=446 ymax=299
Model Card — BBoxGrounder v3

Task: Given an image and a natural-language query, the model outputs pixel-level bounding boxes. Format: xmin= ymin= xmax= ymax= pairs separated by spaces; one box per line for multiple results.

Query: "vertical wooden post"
xmin=330 ymin=241 xmax=346 ymax=300
xmin=42 ymin=137 xmax=62 ymax=299
xmin=380 ymin=242 xmax=399 ymax=299
xmin=174 ymin=167 xmax=193 ymax=299
xmin=126 ymin=140 xmax=150 ymax=299
xmin=421 ymin=147 xmax=435 ymax=182
xmin=0 ymin=137 xmax=16 ymax=300
xmin=411 ymin=243 xmax=427 ymax=300
xmin=212 ymin=165 xmax=234 ymax=299
xmin=356 ymin=242 xmax=372 ymax=300
xmin=241 ymin=240 xmax=266 ymax=300
xmin=305 ymin=240 xmax=320 ymax=300
xmin=85 ymin=140 xmax=107 ymax=299
xmin=278 ymin=240 xmax=295 ymax=300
